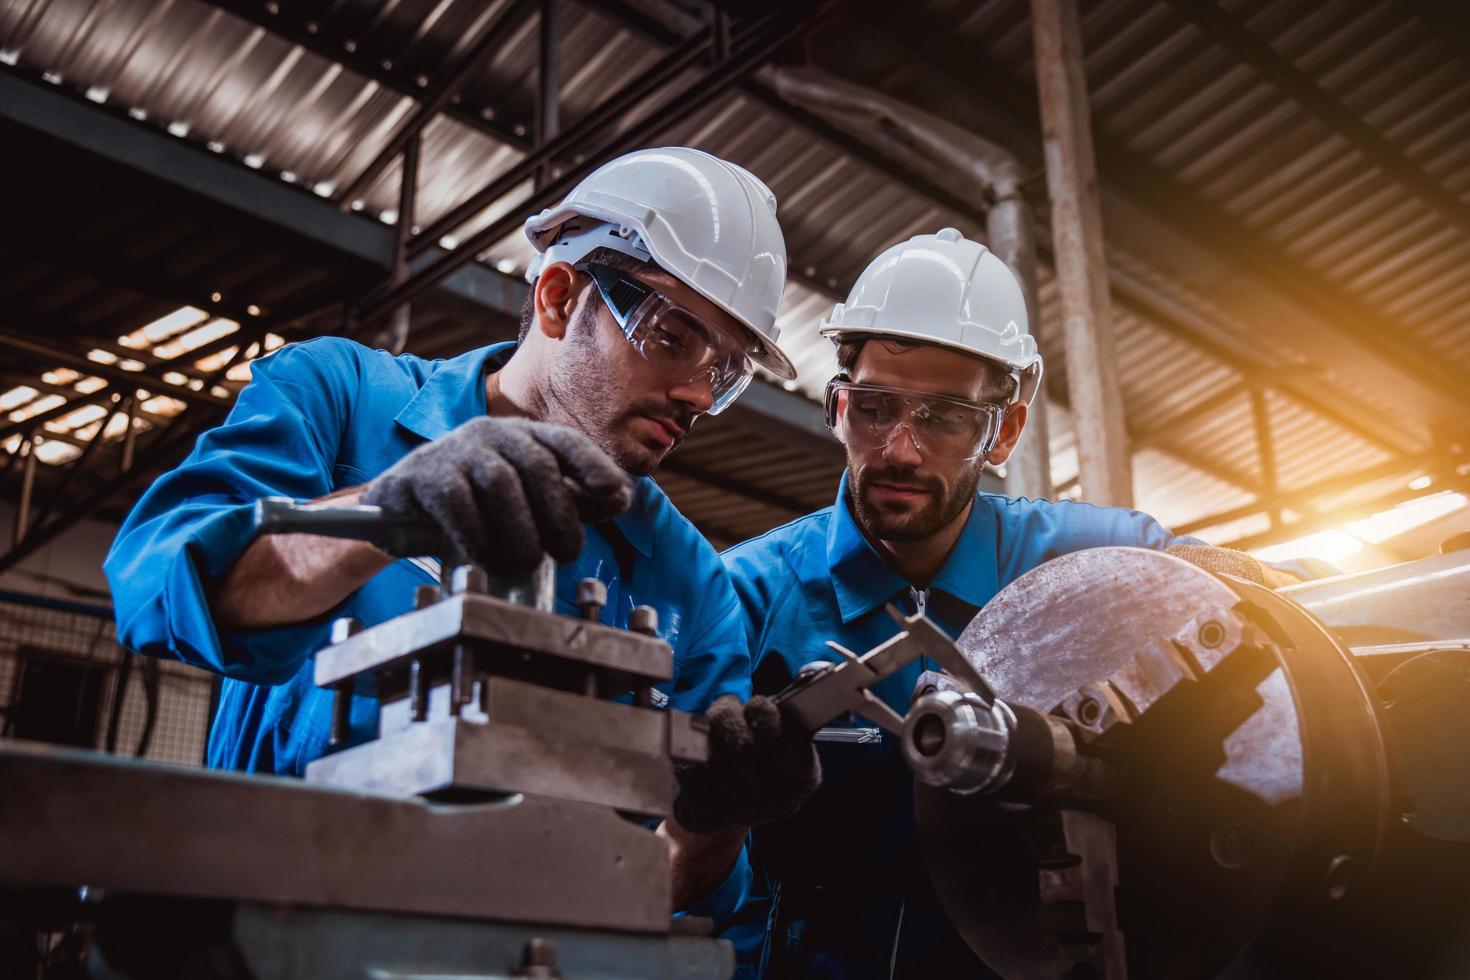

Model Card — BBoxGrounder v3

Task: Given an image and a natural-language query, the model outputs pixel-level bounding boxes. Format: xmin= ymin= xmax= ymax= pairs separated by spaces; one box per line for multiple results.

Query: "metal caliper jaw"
xmin=774 ymin=604 xmax=1095 ymax=805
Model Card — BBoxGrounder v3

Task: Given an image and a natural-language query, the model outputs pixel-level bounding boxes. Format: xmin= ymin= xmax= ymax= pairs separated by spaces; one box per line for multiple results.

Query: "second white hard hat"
xmin=819 ymin=227 xmax=1043 ymax=405
xmin=524 ymin=146 xmax=797 ymax=381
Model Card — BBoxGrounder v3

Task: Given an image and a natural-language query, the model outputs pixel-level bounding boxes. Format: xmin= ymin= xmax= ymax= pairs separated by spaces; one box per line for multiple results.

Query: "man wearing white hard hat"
xmin=106 ymin=147 xmax=819 ymax=919
xmin=721 ymin=228 xmax=1301 ymax=976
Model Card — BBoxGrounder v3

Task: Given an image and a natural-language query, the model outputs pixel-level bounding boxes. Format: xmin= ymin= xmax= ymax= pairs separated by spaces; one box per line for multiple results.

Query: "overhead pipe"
xmin=762 ymin=67 xmax=1052 ymax=499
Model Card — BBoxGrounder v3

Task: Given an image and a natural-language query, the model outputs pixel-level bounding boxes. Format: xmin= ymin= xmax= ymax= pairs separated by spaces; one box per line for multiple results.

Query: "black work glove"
xmin=673 ymin=695 xmax=822 ymax=835
xmin=1168 ymin=544 xmax=1266 ymax=585
xmin=363 ymin=416 xmax=632 ymax=573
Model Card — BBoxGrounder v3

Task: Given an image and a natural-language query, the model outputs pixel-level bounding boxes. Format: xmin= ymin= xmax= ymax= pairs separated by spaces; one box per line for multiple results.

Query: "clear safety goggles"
xmin=580 ymin=262 xmax=756 ymax=415
xmin=824 ymin=380 xmax=1007 ymax=461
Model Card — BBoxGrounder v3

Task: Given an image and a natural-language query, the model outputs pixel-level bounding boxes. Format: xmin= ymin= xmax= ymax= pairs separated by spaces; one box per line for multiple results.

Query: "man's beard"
xmin=543 ymin=325 xmax=693 ymax=476
xmin=850 ymin=461 xmax=981 ymax=543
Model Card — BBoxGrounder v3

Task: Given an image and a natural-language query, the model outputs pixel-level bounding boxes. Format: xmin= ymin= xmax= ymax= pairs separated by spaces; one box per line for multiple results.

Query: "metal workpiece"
xmin=903 ymin=690 xmax=1019 ymax=795
xmin=0 ymin=740 xmax=674 ymax=934
xmin=311 ymin=676 xmax=704 ymax=814
xmin=903 ymin=689 xmax=1112 ymax=803
xmin=312 ymin=589 xmax=673 ymax=689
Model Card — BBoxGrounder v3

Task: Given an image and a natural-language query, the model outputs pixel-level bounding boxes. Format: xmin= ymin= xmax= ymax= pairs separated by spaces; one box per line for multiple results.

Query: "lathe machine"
xmin=2 ymin=498 xmax=1468 ymax=978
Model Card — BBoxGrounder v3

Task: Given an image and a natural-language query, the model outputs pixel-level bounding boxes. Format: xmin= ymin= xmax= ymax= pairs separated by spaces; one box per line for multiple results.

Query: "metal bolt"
xmin=1076 ymin=696 xmax=1103 ymax=726
xmin=329 ymin=617 xmax=361 ymax=645
xmin=629 ymin=605 xmax=659 ymax=636
xmin=576 ymin=578 xmax=607 ymax=621
xmin=329 ymin=683 xmax=352 ymax=747
xmin=1325 ymin=854 xmax=1356 ymax=900
xmin=409 ymin=658 xmax=428 ymax=723
xmin=514 ymin=937 xmax=561 ymax=977
xmin=450 ymin=644 xmax=470 ymax=716
xmin=449 ymin=564 xmax=489 ymax=596
xmin=1198 ymin=621 xmax=1226 ymax=649
xmin=1209 ymin=822 xmax=1248 ymax=870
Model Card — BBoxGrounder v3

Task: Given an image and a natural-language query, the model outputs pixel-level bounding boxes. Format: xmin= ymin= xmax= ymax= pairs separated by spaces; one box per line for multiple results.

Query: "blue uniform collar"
xmin=826 ymin=473 xmax=998 ymax=622
xmin=393 ymin=340 xmax=653 ymax=558
xmin=392 ymin=342 xmax=508 ymax=442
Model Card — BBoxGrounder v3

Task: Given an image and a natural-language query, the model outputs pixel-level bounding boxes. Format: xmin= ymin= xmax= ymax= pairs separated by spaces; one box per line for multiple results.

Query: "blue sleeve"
xmin=663 ymin=554 xmax=755 ymax=923
xmin=104 ymin=339 xmax=362 ymax=684
xmin=677 ymin=844 xmax=753 ymax=925
xmin=668 ymin=558 xmax=753 ymax=713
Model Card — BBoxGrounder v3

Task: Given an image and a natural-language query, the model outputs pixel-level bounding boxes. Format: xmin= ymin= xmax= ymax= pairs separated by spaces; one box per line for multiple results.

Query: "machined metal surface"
xmin=0 ymin=740 xmax=674 ymax=934
xmin=313 ymin=590 xmax=673 ymax=688
xmin=902 ymin=690 xmax=1018 ymax=795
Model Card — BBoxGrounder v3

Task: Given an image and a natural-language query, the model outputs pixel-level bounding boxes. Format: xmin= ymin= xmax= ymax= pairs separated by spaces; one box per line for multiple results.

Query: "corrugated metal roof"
xmin=2 ymin=0 xmax=1467 ymax=553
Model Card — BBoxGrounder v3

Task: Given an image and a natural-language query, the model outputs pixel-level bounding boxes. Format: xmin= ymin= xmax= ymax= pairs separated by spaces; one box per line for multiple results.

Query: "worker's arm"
xmin=214 ymin=486 xmax=393 ymax=630
xmin=215 ymin=414 xmax=633 ymax=630
xmin=659 ymin=818 xmax=749 ymax=911
xmin=106 ymin=339 xmax=372 ymax=684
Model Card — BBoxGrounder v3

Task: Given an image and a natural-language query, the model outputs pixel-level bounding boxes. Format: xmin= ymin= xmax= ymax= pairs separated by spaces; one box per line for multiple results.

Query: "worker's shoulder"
xmin=979 ymin=492 xmax=1170 ymax=550
xmin=255 ymin=336 xmax=430 ymax=382
xmin=634 ymin=478 xmax=721 ymax=562
xmin=720 ymin=506 xmax=832 ymax=571
xmin=980 ymin=492 xmax=1146 ymax=524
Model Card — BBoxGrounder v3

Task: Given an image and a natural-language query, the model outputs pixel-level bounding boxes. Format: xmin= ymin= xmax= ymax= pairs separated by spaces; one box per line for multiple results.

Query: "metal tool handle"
xmin=254 ymin=496 xmax=464 ymax=563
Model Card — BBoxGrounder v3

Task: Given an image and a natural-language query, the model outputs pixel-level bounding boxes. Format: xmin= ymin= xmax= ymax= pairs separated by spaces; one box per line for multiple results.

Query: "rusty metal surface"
xmin=311 ymin=676 xmax=691 ymax=814
xmin=313 ymin=591 xmax=673 ymax=687
xmin=955 ymin=547 xmax=1243 ymax=711
xmin=0 ymin=739 xmax=674 ymax=933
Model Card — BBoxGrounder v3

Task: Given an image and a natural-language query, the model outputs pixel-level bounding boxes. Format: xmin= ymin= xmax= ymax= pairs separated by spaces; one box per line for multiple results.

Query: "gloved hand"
xmin=1168 ymin=544 xmax=1266 ymax=584
xmin=673 ymin=695 xmax=822 ymax=835
xmin=363 ymin=416 xmax=632 ymax=573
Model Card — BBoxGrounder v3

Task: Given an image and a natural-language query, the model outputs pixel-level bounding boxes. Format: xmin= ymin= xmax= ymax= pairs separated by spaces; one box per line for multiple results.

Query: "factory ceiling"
xmin=1 ymin=0 xmax=1468 ymax=581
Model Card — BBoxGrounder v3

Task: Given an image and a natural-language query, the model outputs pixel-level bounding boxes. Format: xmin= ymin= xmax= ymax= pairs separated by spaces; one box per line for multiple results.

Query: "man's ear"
xmin=533 ymin=262 xmax=582 ymax=339
xmin=984 ymin=402 xmax=1028 ymax=465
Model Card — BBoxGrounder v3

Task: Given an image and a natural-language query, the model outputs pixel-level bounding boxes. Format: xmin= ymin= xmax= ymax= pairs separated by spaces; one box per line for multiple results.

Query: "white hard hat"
xmin=524 ymin=147 xmax=797 ymax=381
xmin=819 ymin=227 xmax=1043 ymax=405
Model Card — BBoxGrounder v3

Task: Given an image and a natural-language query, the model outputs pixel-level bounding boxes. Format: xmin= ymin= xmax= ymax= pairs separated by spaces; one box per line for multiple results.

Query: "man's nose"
xmin=882 ymin=423 xmax=924 ymax=467
xmin=668 ymin=373 xmax=715 ymax=416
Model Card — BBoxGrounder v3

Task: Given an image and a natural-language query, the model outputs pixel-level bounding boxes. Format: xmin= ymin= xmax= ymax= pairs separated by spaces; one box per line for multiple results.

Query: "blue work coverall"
xmin=104 ymin=337 xmax=753 ymax=917
xmin=720 ymin=477 xmax=1210 ymax=978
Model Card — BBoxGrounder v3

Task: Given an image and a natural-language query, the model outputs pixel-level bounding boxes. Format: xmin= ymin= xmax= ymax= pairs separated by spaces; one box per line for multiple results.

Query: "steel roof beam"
xmin=352 ymin=1 xmax=837 ymax=326
xmin=0 ymin=71 xmax=842 ymax=507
